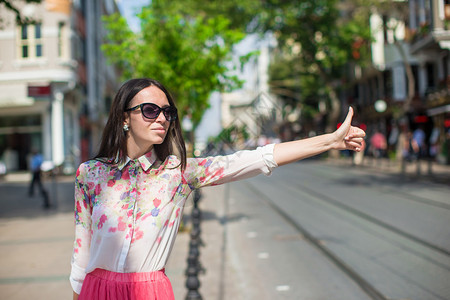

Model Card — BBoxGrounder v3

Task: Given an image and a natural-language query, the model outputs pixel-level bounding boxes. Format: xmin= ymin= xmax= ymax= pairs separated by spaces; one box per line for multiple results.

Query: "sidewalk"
xmin=0 ymin=174 xmax=75 ymax=300
xmin=167 ymin=184 xmax=238 ymax=300
xmin=0 ymin=174 xmax=231 ymax=300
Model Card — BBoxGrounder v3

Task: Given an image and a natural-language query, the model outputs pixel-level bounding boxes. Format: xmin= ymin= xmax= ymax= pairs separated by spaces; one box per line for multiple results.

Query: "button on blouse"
xmin=70 ymin=144 xmax=278 ymax=294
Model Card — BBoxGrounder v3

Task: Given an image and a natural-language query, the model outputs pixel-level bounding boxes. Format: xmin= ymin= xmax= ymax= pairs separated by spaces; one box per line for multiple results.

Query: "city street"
xmin=196 ymin=159 xmax=450 ymax=300
xmin=0 ymin=159 xmax=449 ymax=299
xmin=1 ymin=1 xmax=449 ymax=299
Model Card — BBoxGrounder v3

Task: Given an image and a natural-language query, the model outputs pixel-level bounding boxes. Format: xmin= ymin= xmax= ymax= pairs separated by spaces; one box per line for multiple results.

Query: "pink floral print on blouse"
xmin=70 ymin=144 xmax=277 ymax=294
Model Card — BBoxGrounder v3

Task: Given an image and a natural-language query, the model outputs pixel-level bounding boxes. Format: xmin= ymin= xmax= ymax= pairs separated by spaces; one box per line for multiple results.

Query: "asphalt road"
xmin=210 ymin=159 xmax=450 ymax=300
xmin=1 ymin=160 xmax=449 ymax=300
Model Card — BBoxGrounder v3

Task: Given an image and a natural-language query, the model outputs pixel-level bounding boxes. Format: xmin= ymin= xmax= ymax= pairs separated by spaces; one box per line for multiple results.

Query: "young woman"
xmin=71 ymin=78 xmax=365 ymax=300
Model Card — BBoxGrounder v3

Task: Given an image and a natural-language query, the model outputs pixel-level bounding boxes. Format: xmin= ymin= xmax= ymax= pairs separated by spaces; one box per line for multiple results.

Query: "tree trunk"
xmin=394 ymin=40 xmax=415 ymax=174
xmin=326 ymin=84 xmax=341 ymax=158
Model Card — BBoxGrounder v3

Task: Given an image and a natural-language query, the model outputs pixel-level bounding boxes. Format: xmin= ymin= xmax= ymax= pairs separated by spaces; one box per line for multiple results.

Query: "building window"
xmin=411 ymin=65 xmax=419 ymax=94
xmin=17 ymin=23 xmax=43 ymax=59
xmin=426 ymin=63 xmax=436 ymax=90
xmin=21 ymin=25 xmax=28 ymax=57
xmin=383 ymin=70 xmax=393 ymax=99
xmin=58 ymin=22 xmax=67 ymax=58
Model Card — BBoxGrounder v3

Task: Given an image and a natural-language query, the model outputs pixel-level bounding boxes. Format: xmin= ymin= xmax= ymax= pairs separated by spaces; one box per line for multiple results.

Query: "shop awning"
xmin=427 ymin=104 xmax=450 ymax=116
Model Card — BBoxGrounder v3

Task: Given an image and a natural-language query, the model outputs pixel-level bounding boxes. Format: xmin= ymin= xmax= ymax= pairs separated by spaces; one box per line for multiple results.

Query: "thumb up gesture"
xmin=332 ymin=107 xmax=366 ymax=152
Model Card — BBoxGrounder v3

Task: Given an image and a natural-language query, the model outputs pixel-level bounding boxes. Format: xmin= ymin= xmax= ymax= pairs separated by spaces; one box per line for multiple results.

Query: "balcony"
xmin=410 ymin=24 xmax=450 ymax=54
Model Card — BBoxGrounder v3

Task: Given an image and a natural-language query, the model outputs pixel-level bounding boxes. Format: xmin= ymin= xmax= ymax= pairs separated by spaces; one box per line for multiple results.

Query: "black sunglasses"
xmin=125 ymin=103 xmax=177 ymax=121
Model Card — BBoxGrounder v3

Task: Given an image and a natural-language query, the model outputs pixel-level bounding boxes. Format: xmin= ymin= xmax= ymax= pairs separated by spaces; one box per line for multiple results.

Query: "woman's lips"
xmin=152 ymin=127 xmax=166 ymax=133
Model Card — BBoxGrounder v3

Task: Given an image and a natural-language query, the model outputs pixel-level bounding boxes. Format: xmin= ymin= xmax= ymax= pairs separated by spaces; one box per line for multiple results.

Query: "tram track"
xmin=244 ymin=181 xmax=389 ymax=300
xmin=280 ymin=164 xmax=450 ymax=257
xmin=290 ymin=180 xmax=450 ymax=257
xmin=243 ymin=174 xmax=450 ymax=300
xmin=300 ymin=162 xmax=450 ymax=211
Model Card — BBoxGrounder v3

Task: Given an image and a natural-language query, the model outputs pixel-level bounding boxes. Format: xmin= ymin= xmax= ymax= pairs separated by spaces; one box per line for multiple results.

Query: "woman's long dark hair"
xmin=95 ymin=78 xmax=187 ymax=170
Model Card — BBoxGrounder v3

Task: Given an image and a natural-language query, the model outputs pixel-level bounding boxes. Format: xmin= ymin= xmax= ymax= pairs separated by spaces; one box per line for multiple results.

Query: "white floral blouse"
xmin=70 ymin=144 xmax=277 ymax=293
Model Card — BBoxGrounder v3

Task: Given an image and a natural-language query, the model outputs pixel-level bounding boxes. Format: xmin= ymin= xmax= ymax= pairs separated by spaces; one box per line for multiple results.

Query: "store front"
xmin=427 ymin=104 xmax=450 ymax=164
xmin=0 ymin=114 xmax=44 ymax=171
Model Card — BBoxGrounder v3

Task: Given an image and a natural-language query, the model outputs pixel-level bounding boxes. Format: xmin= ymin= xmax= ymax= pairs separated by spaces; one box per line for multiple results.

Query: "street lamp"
xmin=374 ymin=99 xmax=387 ymax=113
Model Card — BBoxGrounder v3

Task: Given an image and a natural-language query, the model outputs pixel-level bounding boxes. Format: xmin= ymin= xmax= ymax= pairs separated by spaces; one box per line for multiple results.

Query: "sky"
xmin=113 ymin=0 xmax=246 ymax=146
xmin=115 ymin=0 xmax=150 ymax=32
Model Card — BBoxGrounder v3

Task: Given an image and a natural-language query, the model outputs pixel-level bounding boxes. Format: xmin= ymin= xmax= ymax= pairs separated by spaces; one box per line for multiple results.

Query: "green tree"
xmin=0 ymin=0 xmax=42 ymax=26
xmin=162 ymin=0 xmax=372 ymax=132
xmin=101 ymin=0 xmax=247 ymax=126
xmin=255 ymin=0 xmax=372 ymax=132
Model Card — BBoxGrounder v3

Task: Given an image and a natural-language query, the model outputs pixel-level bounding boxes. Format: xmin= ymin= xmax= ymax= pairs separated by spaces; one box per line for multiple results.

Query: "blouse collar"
xmin=117 ymin=149 xmax=157 ymax=171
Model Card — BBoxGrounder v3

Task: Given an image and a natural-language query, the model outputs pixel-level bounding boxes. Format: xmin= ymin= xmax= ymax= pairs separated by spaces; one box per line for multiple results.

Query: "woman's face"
xmin=124 ymin=85 xmax=171 ymax=153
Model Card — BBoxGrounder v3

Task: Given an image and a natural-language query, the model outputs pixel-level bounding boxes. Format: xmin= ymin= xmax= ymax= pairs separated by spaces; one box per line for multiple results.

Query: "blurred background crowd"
xmin=0 ymin=0 xmax=449 ymax=176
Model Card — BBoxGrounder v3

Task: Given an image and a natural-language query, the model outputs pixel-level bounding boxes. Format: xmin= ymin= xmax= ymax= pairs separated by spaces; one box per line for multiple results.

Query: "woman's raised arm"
xmin=273 ymin=107 xmax=365 ymax=166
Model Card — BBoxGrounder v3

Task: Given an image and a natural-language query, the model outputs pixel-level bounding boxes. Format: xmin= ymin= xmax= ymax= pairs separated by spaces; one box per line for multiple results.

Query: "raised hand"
xmin=332 ymin=107 xmax=366 ymax=152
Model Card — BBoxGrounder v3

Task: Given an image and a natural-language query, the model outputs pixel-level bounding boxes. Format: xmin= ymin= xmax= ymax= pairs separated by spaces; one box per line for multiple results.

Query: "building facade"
xmin=219 ymin=34 xmax=283 ymax=148
xmin=409 ymin=0 xmax=450 ymax=163
xmin=346 ymin=0 xmax=450 ymax=163
xmin=0 ymin=0 xmax=120 ymax=173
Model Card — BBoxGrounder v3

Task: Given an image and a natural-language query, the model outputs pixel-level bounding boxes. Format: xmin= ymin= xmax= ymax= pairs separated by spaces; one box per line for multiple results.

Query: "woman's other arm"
xmin=70 ymin=163 xmax=93 ymax=296
xmin=274 ymin=107 xmax=365 ymax=166
xmin=73 ymin=292 xmax=79 ymax=300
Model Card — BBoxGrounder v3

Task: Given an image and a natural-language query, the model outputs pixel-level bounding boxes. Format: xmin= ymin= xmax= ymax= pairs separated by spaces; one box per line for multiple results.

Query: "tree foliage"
xmin=161 ymin=0 xmax=373 ymax=131
xmin=0 ymin=0 xmax=42 ymax=26
xmin=103 ymin=0 xmax=373 ymax=131
xmin=255 ymin=0 xmax=372 ymax=130
xmin=101 ymin=0 xmax=248 ymax=126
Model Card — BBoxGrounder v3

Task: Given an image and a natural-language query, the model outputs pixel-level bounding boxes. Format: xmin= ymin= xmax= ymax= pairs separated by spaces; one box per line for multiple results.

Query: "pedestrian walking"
xmin=412 ymin=126 xmax=426 ymax=158
xmin=369 ymin=130 xmax=387 ymax=158
xmin=70 ymin=78 xmax=365 ymax=300
xmin=28 ymin=149 xmax=50 ymax=208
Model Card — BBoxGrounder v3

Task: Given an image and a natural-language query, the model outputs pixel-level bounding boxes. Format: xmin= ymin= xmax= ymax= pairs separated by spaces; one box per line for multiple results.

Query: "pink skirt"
xmin=78 ymin=268 xmax=175 ymax=300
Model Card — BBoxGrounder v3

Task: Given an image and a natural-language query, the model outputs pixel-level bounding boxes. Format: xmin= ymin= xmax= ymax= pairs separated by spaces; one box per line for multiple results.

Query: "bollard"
xmin=185 ymin=189 xmax=203 ymax=300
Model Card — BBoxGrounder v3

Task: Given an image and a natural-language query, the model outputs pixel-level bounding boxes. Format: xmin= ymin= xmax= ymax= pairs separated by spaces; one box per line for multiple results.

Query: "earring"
xmin=123 ymin=124 xmax=129 ymax=132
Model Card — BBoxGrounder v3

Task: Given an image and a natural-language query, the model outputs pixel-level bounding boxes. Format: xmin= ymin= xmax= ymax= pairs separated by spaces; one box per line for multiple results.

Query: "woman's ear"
xmin=123 ymin=112 xmax=130 ymax=126
xmin=123 ymin=113 xmax=130 ymax=132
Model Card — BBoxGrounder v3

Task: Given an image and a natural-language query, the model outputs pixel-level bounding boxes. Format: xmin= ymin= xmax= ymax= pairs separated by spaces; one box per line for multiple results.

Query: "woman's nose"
xmin=155 ymin=110 xmax=167 ymax=123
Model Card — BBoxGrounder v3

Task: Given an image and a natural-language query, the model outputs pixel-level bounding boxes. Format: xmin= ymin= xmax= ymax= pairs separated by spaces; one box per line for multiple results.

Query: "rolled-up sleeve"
xmin=70 ymin=163 xmax=92 ymax=294
xmin=184 ymin=144 xmax=278 ymax=189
